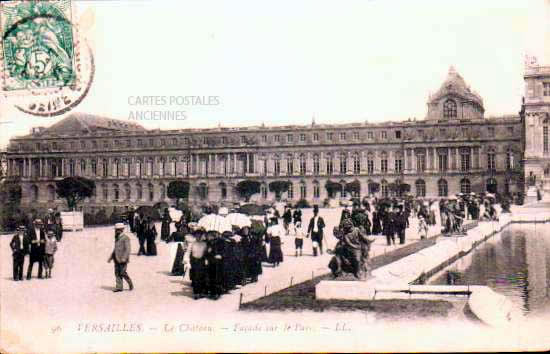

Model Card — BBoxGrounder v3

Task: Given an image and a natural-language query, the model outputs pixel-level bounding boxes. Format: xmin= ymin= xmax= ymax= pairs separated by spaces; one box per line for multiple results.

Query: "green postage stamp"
xmin=1 ymin=0 xmax=76 ymax=91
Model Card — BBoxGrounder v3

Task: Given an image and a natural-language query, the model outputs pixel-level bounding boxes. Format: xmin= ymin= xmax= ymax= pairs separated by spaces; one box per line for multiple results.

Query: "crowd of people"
xmin=9 ymin=193 xmax=507 ymax=301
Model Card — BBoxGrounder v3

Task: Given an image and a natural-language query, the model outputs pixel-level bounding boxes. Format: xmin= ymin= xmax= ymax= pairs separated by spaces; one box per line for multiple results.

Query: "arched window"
xmin=30 ymin=185 xmax=39 ymax=201
xmin=274 ymin=154 xmax=281 ymax=176
xmin=300 ymin=181 xmax=307 ymax=199
xmin=159 ymin=157 xmax=165 ymax=176
xmin=122 ymin=158 xmax=129 ymax=176
xmin=326 ymin=153 xmax=334 ymax=175
xmin=287 ymin=154 xmax=294 ymax=176
xmin=299 ymin=154 xmax=306 ymax=175
xmin=313 ymin=180 xmax=320 ymax=199
xmin=381 ymin=179 xmax=388 ymax=197
xmin=80 ymin=159 xmax=86 ymax=176
xmin=69 ymin=160 xmax=75 ymax=176
xmin=487 ymin=147 xmax=496 ymax=171
xmin=146 ymin=158 xmax=153 ymax=176
xmin=198 ymin=183 xmax=208 ymax=200
xmin=124 ymin=183 xmax=131 ymax=200
xmin=313 ymin=154 xmax=320 ymax=175
xmin=486 ymin=178 xmax=497 ymax=194
xmin=340 ymin=152 xmax=347 ymax=174
xmin=460 ymin=178 xmax=471 ymax=194
xmin=113 ymin=159 xmax=120 ymax=177
xmin=102 ymin=159 xmax=108 ymax=177
xmin=91 ymin=159 xmax=97 ymax=176
xmin=443 ymin=99 xmax=457 ymax=118
xmin=159 ymin=183 xmax=166 ymax=200
xmin=171 ymin=157 xmax=177 ymax=176
xmin=113 ymin=184 xmax=120 ymax=201
xmin=47 ymin=185 xmax=56 ymax=201
xmin=102 ymin=184 xmax=108 ymax=200
xmin=136 ymin=184 xmax=143 ymax=200
xmin=136 ymin=158 xmax=143 ymax=177
xmin=380 ymin=151 xmax=388 ymax=173
xmin=353 ymin=152 xmax=360 ymax=174
xmin=220 ymin=182 xmax=227 ymax=200
xmin=415 ymin=179 xmax=426 ymax=197
xmin=438 ymin=179 xmax=448 ymax=197
xmin=367 ymin=152 xmax=374 ymax=174
xmin=148 ymin=183 xmax=154 ymax=201
xmin=340 ymin=179 xmax=347 ymax=198
xmin=287 ymin=182 xmax=294 ymax=199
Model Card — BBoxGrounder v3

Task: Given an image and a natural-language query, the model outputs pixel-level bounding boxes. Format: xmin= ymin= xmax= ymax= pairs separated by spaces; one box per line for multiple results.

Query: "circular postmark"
xmin=0 ymin=0 xmax=94 ymax=117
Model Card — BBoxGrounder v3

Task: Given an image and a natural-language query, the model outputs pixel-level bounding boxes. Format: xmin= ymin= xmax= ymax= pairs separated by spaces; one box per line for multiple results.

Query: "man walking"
xmin=108 ymin=223 xmax=133 ymax=292
xmin=307 ymin=205 xmax=326 ymax=256
xmin=10 ymin=225 xmax=29 ymax=281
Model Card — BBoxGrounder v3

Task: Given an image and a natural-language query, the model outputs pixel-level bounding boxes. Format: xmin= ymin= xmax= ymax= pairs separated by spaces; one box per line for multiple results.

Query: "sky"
xmin=0 ymin=0 xmax=547 ymax=147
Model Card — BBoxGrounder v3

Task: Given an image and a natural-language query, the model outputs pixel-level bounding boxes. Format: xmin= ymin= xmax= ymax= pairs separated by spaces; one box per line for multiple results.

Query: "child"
xmin=44 ymin=230 xmax=58 ymax=278
xmin=293 ymin=221 xmax=305 ymax=257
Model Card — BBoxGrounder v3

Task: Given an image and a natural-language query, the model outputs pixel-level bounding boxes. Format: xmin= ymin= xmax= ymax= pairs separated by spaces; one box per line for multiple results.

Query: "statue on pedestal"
xmin=328 ymin=219 xmax=374 ymax=280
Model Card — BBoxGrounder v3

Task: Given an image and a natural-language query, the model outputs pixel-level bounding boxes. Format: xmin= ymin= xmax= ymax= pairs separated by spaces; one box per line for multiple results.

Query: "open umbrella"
xmin=237 ymin=203 xmax=266 ymax=216
xmin=225 ymin=213 xmax=252 ymax=228
xmin=198 ymin=214 xmax=232 ymax=233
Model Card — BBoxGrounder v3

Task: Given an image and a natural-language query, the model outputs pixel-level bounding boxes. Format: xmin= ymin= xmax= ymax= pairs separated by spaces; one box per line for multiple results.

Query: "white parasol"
xmin=225 ymin=213 xmax=252 ymax=228
xmin=198 ymin=214 xmax=233 ymax=234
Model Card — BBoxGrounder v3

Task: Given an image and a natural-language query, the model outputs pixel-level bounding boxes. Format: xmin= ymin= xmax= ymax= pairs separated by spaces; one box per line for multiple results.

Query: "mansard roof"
xmin=33 ymin=113 xmax=146 ymax=136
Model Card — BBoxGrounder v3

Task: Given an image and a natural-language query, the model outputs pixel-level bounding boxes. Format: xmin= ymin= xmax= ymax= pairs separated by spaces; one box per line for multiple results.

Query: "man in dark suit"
xmin=10 ymin=225 xmax=30 ymax=281
xmin=108 ymin=223 xmax=133 ymax=292
xmin=307 ymin=205 xmax=326 ymax=256
xmin=383 ymin=207 xmax=395 ymax=246
xmin=394 ymin=206 xmax=408 ymax=245
xmin=27 ymin=220 xmax=45 ymax=279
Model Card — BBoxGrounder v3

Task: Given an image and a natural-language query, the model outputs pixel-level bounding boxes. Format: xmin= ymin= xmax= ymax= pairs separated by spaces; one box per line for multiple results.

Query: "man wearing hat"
xmin=307 ymin=205 xmax=326 ymax=256
xmin=10 ymin=225 xmax=30 ymax=281
xmin=27 ymin=219 xmax=46 ymax=279
xmin=108 ymin=223 xmax=133 ymax=292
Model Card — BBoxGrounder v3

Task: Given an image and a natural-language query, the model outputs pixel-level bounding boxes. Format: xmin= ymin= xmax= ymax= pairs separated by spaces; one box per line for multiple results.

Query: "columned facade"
xmin=5 ymin=69 xmax=523 ymax=212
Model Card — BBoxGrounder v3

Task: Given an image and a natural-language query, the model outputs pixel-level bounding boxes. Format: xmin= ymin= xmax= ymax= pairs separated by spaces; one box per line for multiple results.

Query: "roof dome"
xmin=430 ymin=66 xmax=483 ymax=106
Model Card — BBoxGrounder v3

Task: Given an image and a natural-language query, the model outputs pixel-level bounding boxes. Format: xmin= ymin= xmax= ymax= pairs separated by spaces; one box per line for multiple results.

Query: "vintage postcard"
xmin=1 ymin=0 xmax=550 ymax=352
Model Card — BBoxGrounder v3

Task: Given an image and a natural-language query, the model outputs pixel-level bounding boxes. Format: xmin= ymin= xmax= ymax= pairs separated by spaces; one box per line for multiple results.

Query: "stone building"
xmin=522 ymin=63 xmax=550 ymax=195
xmin=4 ymin=68 xmax=523 ymax=212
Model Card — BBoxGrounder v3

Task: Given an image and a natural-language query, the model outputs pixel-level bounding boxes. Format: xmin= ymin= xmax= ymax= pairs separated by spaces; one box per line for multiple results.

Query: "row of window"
xmin=29 ymin=177 xmax=508 ymax=203
xmin=20 ymin=125 xmax=518 ymax=152
xmin=13 ymin=148 xmax=518 ymax=179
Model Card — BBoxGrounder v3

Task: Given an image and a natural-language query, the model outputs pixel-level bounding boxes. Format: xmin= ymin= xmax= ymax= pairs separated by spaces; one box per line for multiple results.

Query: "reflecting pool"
xmin=430 ymin=224 xmax=550 ymax=316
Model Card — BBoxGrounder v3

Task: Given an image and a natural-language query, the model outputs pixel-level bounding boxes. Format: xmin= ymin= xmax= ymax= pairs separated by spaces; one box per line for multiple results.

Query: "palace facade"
xmin=4 ymin=67 xmax=525 ymax=212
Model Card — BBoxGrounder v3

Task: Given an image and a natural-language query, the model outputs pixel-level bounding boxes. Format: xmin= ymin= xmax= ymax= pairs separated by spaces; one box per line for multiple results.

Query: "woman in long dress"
xmin=145 ymin=217 xmax=158 ymax=256
xmin=189 ymin=230 xmax=208 ymax=299
xmin=161 ymin=208 xmax=172 ymax=242
xmin=267 ymin=218 xmax=284 ymax=267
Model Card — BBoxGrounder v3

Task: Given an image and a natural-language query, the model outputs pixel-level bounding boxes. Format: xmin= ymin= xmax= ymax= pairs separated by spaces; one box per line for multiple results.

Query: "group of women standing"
xmin=187 ymin=225 xmax=265 ymax=300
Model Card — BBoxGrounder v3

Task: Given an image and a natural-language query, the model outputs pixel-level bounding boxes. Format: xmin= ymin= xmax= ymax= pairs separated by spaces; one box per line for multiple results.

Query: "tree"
xmin=167 ymin=180 xmax=190 ymax=208
xmin=236 ymin=180 xmax=261 ymax=202
xmin=55 ymin=177 xmax=95 ymax=210
xmin=345 ymin=180 xmax=361 ymax=197
xmin=268 ymin=180 xmax=291 ymax=201
xmin=0 ymin=178 xmax=24 ymax=231
xmin=325 ymin=180 xmax=342 ymax=198
xmin=388 ymin=182 xmax=410 ymax=196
